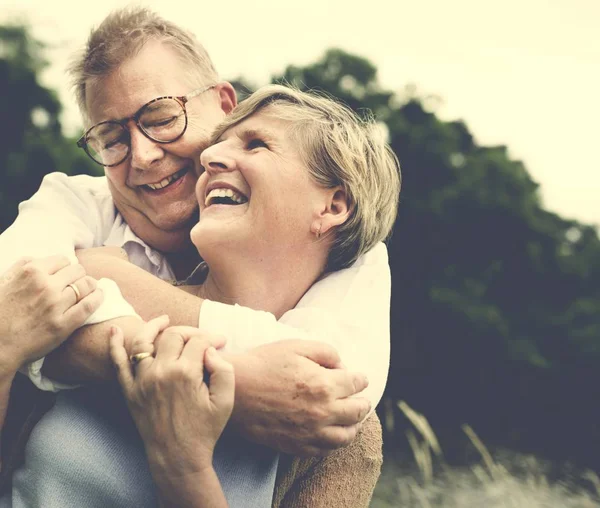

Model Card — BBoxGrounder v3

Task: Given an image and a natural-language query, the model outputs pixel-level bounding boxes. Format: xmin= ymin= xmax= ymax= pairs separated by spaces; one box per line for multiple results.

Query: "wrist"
xmin=0 ymin=361 xmax=19 ymax=384
xmin=146 ymin=441 xmax=215 ymax=478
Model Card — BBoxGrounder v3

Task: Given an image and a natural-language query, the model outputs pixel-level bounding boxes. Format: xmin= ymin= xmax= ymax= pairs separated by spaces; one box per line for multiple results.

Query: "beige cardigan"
xmin=272 ymin=413 xmax=383 ymax=508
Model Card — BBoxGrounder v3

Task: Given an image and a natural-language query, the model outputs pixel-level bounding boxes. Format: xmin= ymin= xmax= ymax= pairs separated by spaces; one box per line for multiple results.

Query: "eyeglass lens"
xmin=85 ymin=98 xmax=187 ymax=166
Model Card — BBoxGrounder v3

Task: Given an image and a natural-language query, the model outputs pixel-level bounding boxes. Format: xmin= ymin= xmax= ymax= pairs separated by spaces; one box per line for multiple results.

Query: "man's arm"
xmin=1 ymin=173 xmax=150 ymax=391
xmin=49 ymin=244 xmax=391 ymax=456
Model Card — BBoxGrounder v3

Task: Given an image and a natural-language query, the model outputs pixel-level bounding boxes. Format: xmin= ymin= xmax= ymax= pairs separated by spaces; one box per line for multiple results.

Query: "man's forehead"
xmin=83 ymin=42 xmax=196 ymax=123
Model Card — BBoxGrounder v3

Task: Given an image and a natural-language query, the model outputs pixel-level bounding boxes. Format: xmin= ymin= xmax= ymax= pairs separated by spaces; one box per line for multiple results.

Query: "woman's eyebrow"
xmin=240 ymin=128 xmax=277 ymax=141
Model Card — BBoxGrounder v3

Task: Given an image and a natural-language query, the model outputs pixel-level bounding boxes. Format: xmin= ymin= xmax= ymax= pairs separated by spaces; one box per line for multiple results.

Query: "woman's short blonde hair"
xmin=211 ymin=85 xmax=401 ymax=271
xmin=68 ymin=7 xmax=218 ymax=122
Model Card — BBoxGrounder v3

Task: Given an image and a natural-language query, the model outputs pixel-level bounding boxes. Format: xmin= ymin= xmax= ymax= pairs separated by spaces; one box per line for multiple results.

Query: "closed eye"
xmin=247 ymin=138 xmax=268 ymax=150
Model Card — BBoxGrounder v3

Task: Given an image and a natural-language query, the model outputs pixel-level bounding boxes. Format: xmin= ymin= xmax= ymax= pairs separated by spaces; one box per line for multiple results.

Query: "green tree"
xmin=271 ymin=49 xmax=600 ymax=467
xmin=0 ymin=24 xmax=99 ymax=233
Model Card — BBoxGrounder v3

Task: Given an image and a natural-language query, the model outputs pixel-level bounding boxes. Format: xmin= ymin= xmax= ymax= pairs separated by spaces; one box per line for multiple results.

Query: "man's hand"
xmin=0 ymin=256 xmax=103 ymax=374
xmin=226 ymin=340 xmax=371 ymax=457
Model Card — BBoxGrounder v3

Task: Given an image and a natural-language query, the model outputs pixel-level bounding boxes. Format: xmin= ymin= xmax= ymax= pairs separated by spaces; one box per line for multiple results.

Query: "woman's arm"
xmin=53 ymin=246 xmax=386 ymax=457
xmin=109 ymin=318 xmax=234 ymax=507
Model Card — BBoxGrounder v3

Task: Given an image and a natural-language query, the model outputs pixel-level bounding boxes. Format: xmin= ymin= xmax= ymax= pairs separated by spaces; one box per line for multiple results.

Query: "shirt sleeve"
xmin=198 ymin=242 xmax=391 ymax=408
xmin=1 ymin=172 xmax=139 ymax=391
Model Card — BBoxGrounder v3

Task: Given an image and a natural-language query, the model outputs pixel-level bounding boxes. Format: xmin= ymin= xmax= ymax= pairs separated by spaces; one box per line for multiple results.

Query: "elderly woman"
xmin=107 ymin=84 xmax=400 ymax=506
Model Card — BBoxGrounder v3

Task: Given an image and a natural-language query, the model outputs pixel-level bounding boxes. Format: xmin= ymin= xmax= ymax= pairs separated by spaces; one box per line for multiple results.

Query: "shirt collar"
xmin=102 ymin=211 xmax=164 ymax=268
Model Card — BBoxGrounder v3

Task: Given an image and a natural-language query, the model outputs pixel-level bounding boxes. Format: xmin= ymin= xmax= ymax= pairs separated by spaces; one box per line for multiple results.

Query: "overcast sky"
xmin=3 ymin=0 xmax=599 ymax=227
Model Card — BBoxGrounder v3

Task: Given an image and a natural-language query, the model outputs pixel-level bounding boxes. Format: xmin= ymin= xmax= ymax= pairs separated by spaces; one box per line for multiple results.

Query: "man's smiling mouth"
xmin=143 ymin=168 xmax=189 ymax=191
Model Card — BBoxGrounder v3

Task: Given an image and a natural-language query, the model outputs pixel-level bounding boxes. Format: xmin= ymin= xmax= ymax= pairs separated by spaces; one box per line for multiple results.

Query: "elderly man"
xmin=0 ymin=7 xmax=391 ymax=507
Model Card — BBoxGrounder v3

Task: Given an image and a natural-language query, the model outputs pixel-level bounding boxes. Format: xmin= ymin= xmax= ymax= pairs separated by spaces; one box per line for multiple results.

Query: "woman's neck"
xmin=198 ymin=247 xmax=327 ymax=319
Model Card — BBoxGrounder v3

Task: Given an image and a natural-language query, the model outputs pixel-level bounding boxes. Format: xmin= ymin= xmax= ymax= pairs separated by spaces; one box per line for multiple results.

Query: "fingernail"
xmin=110 ymin=325 xmax=118 ymax=336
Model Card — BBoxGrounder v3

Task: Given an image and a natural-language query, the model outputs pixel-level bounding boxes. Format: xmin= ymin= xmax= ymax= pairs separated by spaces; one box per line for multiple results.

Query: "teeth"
xmin=146 ymin=169 xmax=185 ymax=190
xmin=205 ymin=188 xmax=248 ymax=206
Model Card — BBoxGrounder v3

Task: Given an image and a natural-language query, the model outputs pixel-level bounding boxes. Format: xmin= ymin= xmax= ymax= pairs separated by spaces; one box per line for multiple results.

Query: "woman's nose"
xmin=200 ymin=142 xmax=237 ymax=174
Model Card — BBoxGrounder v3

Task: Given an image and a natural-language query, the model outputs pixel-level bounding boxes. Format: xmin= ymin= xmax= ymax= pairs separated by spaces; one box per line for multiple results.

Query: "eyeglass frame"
xmin=76 ymin=84 xmax=216 ymax=167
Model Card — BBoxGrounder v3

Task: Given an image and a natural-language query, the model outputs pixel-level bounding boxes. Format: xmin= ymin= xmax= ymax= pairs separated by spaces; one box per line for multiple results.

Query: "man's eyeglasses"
xmin=77 ymin=85 xmax=215 ymax=167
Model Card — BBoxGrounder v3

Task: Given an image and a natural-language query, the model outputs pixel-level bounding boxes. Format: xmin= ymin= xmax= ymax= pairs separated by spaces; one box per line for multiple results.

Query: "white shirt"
xmin=0 ymin=172 xmax=391 ymax=407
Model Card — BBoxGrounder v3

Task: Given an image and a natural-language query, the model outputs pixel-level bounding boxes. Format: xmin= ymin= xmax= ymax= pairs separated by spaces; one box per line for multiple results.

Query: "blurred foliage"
xmin=0 ymin=24 xmax=100 ymax=232
xmin=2 ymin=27 xmax=600 ymax=468
xmin=269 ymin=49 xmax=600 ymax=468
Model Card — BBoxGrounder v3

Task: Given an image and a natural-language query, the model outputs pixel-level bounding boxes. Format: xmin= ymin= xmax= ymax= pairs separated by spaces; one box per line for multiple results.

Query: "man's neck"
xmin=165 ymin=247 xmax=203 ymax=281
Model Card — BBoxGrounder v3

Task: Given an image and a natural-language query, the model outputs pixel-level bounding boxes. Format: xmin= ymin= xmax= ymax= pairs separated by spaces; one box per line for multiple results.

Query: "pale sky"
xmin=3 ymin=0 xmax=599 ymax=227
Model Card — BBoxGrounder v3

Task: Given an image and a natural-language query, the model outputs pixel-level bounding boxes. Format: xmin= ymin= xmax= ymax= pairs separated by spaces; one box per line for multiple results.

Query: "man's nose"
xmin=200 ymin=142 xmax=236 ymax=175
xmin=129 ymin=123 xmax=164 ymax=170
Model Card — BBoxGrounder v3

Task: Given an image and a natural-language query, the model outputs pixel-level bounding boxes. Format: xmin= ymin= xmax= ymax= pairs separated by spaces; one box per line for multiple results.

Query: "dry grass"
xmin=371 ymin=401 xmax=600 ymax=508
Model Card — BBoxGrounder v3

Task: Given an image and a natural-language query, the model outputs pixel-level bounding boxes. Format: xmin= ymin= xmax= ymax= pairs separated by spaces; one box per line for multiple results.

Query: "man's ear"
xmin=317 ymin=187 xmax=353 ymax=236
xmin=215 ymin=82 xmax=237 ymax=114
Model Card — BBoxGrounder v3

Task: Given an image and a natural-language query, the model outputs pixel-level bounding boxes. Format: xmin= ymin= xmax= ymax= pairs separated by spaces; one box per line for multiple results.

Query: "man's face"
xmin=85 ymin=41 xmax=236 ymax=252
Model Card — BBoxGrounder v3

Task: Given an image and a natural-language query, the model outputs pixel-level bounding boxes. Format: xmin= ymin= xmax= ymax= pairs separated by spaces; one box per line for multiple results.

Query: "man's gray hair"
xmin=68 ymin=7 xmax=219 ymax=123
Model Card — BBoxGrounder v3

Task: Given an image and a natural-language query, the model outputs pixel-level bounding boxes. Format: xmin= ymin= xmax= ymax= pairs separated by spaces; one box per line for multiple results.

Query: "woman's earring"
xmin=314 ymin=223 xmax=322 ymax=239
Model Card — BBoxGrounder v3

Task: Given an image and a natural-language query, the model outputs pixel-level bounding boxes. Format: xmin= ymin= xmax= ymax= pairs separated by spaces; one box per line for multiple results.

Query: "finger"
xmin=295 ymin=340 xmax=342 ymax=369
xmin=330 ymin=397 xmax=371 ymax=426
xmin=130 ymin=316 xmax=170 ymax=354
xmin=154 ymin=327 xmax=187 ymax=362
xmin=0 ymin=257 xmax=33 ymax=285
xmin=330 ymin=369 xmax=369 ymax=398
xmin=60 ymin=275 xmax=97 ymax=310
xmin=180 ymin=333 xmax=227 ymax=362
xmin=53 ymin=262 xmax=86 ymax=288
xmin=129 ymin=316 xmax=170 ymax=374
xmin=157 ymin=325 xmax=227 ymax=346
xmin=9 ymin=257 xmax=34 ymax=270
xmin=313 ymin=424 xmax=360 ymax=453
xmin=109 ymin=326 xmax=134 ymax=397
xmin=31 ymin=255 xmax=72 ymax=275
xmin=205 ymin=347 xmax=235 ymax=414
xmin=61 ymin=287 xmax=104 ymax=335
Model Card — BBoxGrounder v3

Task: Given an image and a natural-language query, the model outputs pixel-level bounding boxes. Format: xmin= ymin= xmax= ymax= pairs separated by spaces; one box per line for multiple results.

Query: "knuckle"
xmin=47 ymin=317 xmax=63 ymax=335
xmin=74 ymin=263 xmax=87 ymax=278
xmin=81 ymin=276 xmax=96 ymax=294
xmin=81 ymin=298 xmax=96 ymax=315
xmin=58 ymin=255 xmax=71 ymax=267
xmin=88 ymin=276 xmax=99 ymax=291
xmin=306 ymin=405 xmax=328 ymax=423
xmin=22 ymin=262 xmax=42 ymax=282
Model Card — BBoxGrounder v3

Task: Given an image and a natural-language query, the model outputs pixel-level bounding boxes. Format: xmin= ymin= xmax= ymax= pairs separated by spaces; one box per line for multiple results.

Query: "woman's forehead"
xmin=219 ymin=110 xmax=292 ymax=142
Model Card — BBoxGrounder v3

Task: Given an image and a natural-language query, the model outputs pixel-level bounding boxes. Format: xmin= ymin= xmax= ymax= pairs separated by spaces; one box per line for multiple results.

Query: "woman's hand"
xmin=0 ymin=256 xmax=103 ymax=376
xmin=109 ymin=317 xmax=234 ymax=474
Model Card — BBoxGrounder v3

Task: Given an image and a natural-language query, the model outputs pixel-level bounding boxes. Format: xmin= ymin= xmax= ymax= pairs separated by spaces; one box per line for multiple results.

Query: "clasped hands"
xmin=111 ymin=317 xmax=371 ymax=459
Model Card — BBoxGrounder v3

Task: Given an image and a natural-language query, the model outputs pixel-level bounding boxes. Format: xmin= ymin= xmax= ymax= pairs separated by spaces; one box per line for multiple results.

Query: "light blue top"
xmin=1 ymin=386 xmax=278 ymax=507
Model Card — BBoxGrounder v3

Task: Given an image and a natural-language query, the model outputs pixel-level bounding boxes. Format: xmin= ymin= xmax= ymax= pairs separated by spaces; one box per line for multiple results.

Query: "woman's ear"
xmin=318 ymin=187 xmax=353 ymax=236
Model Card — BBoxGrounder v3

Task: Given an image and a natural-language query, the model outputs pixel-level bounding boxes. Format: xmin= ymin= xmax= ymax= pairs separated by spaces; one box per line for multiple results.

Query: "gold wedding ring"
xmin=68 ymin=283 xmax=81 ymax=303
xmin=130 ymin=352 xmax=153 ymax=365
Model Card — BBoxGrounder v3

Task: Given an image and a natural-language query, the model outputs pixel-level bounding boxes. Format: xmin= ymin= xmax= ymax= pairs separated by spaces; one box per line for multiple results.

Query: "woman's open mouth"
xmin=204 ymin=188 xmax=248 ymax=206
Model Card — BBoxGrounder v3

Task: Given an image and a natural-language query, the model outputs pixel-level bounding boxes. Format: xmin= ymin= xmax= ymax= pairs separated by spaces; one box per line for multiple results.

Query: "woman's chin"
xmin=191 ymin=218 xmax=245 ymax=257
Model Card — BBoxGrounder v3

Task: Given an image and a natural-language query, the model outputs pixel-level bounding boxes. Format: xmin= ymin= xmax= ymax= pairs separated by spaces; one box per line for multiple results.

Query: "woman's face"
xmin=191 ymin=109 xmax=329 ymax=260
